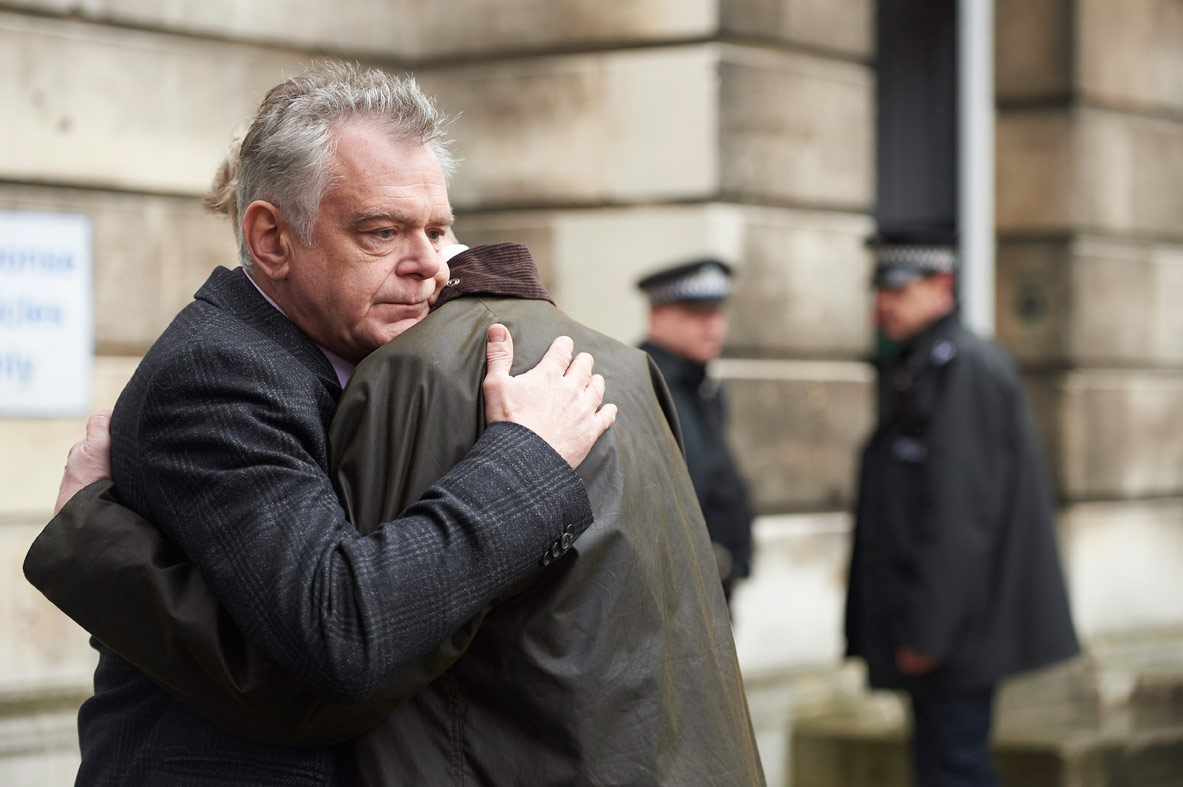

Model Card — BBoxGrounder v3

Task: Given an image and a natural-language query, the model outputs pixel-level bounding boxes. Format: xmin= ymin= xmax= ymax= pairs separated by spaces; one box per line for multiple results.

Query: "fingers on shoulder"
xmin=485 ymin=323 xmax=515 ymax=377
xmin=566 ymin=351 xmax=595 ymax=380
xmin=542 ymin=335 xmax=575 ymax=367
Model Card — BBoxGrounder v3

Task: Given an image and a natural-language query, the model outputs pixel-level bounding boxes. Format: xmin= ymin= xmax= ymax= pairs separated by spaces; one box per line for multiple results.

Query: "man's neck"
xmin=244 ymin=268 xmax=356 ymax=388
xmin=245 ymin=268 xmax=279 ymax=302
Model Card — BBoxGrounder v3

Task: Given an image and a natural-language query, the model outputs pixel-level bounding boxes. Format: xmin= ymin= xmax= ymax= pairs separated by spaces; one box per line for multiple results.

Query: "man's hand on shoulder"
xmin=483 ymin=324 xmax=617 ymax=468
xmin=54 ymin=410 xmax=113 ymax=515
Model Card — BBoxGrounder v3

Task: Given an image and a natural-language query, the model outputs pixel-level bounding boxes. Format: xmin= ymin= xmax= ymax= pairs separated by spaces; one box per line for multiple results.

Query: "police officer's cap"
xmin=636 ymin=258 xmax=733 ymax=305
xmin=868 ymin=226 xmax=957 ymax=291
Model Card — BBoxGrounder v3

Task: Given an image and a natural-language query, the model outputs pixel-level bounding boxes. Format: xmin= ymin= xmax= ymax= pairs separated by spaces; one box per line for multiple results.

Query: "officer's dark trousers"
xmin=909 ymin=687 xmax=998 ymax=787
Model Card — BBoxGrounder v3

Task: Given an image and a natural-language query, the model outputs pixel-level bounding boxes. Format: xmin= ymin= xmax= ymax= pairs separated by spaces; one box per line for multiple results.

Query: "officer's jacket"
xmin=845 ymin=312 xmax=1079 ymax=692
xmin=640 ymin=342 xmax=754 ymax=580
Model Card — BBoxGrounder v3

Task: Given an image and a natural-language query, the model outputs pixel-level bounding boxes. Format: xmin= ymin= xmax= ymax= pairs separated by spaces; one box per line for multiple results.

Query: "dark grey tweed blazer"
xmin=75 ymin=266 xmax=592 ymax=786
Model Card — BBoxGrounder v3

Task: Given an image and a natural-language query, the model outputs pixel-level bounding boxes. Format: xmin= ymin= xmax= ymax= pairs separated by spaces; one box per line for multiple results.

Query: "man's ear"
xmin=242 ymin=200 xmax=291 ymax=283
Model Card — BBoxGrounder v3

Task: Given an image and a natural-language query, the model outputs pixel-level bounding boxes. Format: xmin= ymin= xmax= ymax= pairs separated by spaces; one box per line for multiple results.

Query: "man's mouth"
xmin=380 ymin=297 xmax=430 ymax=309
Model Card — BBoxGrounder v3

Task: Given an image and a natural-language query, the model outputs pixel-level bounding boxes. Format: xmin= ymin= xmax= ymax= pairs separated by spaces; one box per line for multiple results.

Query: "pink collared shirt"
xmin=245 ymin=272 xmax=356 ymax=389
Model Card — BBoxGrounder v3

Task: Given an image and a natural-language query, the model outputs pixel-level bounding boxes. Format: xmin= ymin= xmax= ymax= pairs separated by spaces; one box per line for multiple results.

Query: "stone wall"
xmin=0 ymin=3 xmax=875 ymax=783
xmin=7 ymin=1 xmax=1178 ymax=786
xmin=995 ymin=0 xmax=1183 ymax=646
xmin=1 ymin=5 xmax=382 ymax=780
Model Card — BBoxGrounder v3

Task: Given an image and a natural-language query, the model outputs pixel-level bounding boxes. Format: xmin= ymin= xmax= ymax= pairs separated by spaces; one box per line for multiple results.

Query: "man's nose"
xmin=400 ymin=232 xmax=443 ymax=279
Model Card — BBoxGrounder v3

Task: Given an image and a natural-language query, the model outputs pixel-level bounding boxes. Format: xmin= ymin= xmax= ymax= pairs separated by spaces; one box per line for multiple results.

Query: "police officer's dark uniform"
xmin=844 ymin=235 xmax=1079 ymax=787
xmin=638 ymin=260 xmax=754 ymax=606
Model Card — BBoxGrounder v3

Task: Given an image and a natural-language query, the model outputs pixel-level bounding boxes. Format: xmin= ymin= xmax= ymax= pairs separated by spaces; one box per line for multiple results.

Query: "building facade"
xmin=1 ymin=1 xmax=1179 ymax=784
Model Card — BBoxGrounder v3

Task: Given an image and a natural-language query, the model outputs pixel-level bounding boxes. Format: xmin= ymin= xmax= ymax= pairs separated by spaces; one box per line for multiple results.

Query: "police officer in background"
xmin=638 ymin=259 xmax=754 ymax=610
xmin=844 ymin=229 xmax=1079 ymax=787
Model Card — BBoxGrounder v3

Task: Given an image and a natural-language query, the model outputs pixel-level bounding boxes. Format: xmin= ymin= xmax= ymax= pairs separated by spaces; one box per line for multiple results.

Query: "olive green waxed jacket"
xmin=333 ymin=287 xmax=764 ymax=785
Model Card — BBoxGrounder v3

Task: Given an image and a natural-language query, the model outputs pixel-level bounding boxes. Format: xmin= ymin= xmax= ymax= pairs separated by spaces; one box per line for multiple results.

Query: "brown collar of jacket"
xmin=432 ymin=243 xmax=555 ymax=311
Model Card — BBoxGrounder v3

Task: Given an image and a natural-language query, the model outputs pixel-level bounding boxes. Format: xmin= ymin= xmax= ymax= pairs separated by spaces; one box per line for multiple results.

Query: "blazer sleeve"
xmin=25 ymin=310 xmax=593 ymax=743
xmin=108 ymin=336 xmax=592 ymax=707
xmin=25 ymin=480 xmax=462 ymax=745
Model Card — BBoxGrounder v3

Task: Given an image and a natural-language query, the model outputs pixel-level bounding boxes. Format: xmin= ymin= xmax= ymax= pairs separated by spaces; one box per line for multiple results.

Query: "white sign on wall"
xmin=0 ymin=210 xmax=93 ymax=417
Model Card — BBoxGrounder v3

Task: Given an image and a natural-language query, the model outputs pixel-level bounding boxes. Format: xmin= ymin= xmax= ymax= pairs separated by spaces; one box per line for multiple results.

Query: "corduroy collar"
xmin=432 ymin=243 xmax=554 ymax=311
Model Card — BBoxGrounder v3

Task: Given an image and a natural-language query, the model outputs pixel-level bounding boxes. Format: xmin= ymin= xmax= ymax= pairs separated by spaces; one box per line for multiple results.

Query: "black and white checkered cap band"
xmin=647 ymin=264 xmax=732 ymax=304
xmin=875 ymin=244 xmax=957 ymax=272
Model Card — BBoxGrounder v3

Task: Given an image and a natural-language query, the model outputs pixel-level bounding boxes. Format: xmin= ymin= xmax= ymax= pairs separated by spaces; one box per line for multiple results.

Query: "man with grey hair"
xmin=36 ymin=62 xmax=616 ymax=785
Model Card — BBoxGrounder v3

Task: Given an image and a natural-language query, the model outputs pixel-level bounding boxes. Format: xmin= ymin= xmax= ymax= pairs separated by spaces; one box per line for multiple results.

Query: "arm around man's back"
xmin=123 ymin=336 xmax=594 ymax=704
xmin=26 ymin=425 xmax=590 ymax=743
xmin=29 ymin=479 xmax=415 ymax=744
xmin=29 ymin=322 xmax=612 ymax=735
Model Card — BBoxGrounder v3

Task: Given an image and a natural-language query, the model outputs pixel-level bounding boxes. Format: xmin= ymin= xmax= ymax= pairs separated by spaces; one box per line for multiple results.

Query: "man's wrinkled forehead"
xmin=318 ymin=125 xmax=453 ymax=219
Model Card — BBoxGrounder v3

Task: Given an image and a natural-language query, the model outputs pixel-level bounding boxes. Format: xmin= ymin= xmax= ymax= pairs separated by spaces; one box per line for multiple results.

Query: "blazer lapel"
xmin=195 ymin=266 xmax=342 ymax=397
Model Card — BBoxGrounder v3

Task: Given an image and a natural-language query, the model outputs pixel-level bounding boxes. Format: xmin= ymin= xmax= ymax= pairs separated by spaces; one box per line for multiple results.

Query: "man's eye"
xmin=427 ymin=229 xmax=443 ymax=241
xmin=375 ymin=229 xmax=395 ymax=240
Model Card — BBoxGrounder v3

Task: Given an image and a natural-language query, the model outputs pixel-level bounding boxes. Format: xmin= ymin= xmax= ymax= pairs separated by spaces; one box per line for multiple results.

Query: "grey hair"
xmin=228 ymin=61 xmax=455 ymax=269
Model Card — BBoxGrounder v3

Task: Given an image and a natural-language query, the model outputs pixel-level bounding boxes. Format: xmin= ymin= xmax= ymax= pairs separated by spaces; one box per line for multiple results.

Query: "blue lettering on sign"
xmin=0 ymin=247 xmax=75 ymax=273
xmin=0 ymin=350 xmax=35 ymax=387
xmin=0 ymin=299 xmax=64 ymax=327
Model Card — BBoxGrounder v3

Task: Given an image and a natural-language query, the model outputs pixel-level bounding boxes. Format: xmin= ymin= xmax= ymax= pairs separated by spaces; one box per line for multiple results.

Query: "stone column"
xmin=996 ymin=0 xmax=1183 ymax=653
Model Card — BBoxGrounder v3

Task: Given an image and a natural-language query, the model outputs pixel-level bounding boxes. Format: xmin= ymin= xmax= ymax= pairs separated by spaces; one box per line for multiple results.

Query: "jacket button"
xmin=551 ymin=542 xmax=563 ymax=560
xmin=541 ymin=550 xmax=553 ymax=567
xmin=565 ymin=524 xmax=576 ymax=535
xmin=560 ymin=532 xmax=573 ymax=551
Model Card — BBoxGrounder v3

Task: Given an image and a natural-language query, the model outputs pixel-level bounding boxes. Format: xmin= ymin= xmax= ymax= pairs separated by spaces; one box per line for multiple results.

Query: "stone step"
xmin=1132 ymin=669 xmax=1183 ymax=728
xmin=795 ymin=639 xmax=1183 ymax=787
xmin=793 ymin=700 xmax=1183 ymax=787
